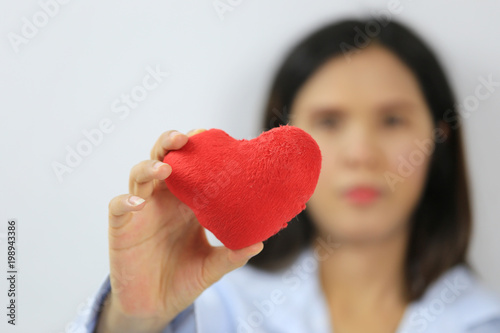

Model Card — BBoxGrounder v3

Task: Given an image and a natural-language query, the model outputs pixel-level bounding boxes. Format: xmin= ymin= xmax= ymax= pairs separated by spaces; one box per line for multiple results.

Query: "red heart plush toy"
xmin=163 ymin=124 xmax=322 ymax=250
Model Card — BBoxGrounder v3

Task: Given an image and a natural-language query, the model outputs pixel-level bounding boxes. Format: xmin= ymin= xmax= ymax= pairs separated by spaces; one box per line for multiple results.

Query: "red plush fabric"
xmin=163 ymin=124 xmax=322 ymax=250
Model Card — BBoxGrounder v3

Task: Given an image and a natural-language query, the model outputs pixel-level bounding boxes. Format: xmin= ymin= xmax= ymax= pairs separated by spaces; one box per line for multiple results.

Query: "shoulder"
xmin=400 ymin=264 xmax=500 ymax=333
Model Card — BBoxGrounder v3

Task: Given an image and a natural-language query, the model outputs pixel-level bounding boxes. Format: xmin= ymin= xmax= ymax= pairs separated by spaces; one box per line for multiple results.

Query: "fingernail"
xmin=128 ymin=196 xmax=145 ymax=206
xmin=169 ymin=131 xmax=180 ymax=139
xmin=153 ymin=161 xmax=164 ymax=170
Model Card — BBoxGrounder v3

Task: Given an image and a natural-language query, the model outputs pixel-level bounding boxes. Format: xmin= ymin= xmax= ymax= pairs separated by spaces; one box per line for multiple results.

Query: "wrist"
xmin=95 ymin=294 xmax=172 ymax=333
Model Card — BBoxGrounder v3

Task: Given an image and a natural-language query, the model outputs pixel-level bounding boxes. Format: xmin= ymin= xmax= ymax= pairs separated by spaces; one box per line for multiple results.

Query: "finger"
xmin=129 ymin=160 xmax=172 ymax=198
xmin=201 ymin=242 xmax=264 ymax=287
xmin=150 ymin=130 xmax=189 ymax=161
xmin=150 ymin=128 xmax=207 ymax=161
xmin=186 ymin=128 xmax=207 ymax=137
xmin=108 ymin=194 xmax=146 ymax=229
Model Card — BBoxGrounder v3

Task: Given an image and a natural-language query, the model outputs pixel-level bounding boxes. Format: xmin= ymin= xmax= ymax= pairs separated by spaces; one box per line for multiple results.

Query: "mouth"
xmin=343 ymin=186 xmax=382 ymax=205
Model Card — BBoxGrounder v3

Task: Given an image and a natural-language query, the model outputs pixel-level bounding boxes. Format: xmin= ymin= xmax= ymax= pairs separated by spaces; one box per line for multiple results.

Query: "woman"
xmin=74 ymin=18 xmax=500 ymax=332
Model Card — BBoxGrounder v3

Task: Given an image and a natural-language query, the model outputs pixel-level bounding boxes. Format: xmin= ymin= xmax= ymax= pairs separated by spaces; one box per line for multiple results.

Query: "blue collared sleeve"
xmin=69 ymin=273 xmax=196 ymax=333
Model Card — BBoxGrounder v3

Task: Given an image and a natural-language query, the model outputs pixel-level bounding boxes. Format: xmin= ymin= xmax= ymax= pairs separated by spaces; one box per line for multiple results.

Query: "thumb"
xmin=202 ymin=242 xmax=264 ymax=287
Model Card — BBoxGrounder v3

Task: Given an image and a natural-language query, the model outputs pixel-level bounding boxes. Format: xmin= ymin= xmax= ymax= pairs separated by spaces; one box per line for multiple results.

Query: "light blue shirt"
xmin=71 ymin=243 xmax=500 ymax=332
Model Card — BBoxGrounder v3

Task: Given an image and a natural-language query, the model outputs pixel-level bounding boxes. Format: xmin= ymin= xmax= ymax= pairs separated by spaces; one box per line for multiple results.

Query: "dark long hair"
xmin=247 ymin=18 xmax=472 ymax=302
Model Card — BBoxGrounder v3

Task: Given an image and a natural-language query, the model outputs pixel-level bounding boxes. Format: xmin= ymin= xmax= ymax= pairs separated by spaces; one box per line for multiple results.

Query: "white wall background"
xmin=0 ymin=0 xmax=499 ymax=332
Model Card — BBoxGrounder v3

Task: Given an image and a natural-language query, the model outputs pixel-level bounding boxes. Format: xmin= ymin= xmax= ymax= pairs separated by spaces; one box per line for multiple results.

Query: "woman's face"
xmin=289 ymin=45 xmax=437 ymax=243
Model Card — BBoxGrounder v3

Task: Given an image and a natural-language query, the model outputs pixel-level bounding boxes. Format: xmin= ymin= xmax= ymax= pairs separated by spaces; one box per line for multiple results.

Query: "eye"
xmin=383 ymin=114 xmax=404 ymax=127
xmin=316 ymin=114 xmax=340 ymax=129
xmin=320 ymin=116 xmax=337 ymax=127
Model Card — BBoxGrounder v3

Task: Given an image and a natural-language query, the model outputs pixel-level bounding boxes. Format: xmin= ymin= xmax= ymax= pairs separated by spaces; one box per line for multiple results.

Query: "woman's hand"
xmin=95 ymin=129 xmax=264 ymax=333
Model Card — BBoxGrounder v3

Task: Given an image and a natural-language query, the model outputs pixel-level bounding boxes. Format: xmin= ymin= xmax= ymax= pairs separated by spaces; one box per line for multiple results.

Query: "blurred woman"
xmin=75 ymin=18 xmax=500 ymax=333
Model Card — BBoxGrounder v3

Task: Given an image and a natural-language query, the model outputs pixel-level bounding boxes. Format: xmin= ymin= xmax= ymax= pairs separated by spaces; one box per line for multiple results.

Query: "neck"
xmin=313 ymin=224 xmax=409 ymax=314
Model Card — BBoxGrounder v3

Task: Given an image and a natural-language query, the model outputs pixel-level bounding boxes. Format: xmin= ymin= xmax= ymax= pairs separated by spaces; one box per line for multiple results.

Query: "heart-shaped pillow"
xmin=163 ymin=124 xmax=322 ymax=250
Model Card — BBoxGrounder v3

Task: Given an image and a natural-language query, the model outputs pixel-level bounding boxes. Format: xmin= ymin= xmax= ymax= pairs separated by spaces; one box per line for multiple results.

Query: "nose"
xmin=342 ymin=124 xmax=380 ymax=170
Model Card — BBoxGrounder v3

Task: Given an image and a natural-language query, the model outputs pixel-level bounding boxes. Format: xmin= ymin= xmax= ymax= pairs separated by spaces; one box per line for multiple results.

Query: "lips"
xmin=344 ymin=186 xmax=381 ymax=204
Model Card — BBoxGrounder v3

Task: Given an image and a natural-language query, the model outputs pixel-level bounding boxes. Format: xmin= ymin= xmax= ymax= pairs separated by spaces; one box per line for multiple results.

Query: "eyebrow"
xmin=308 ymin=99 xmax=417 ymax=116
xmin=375 ymin=99 xmax=417 ymax=112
